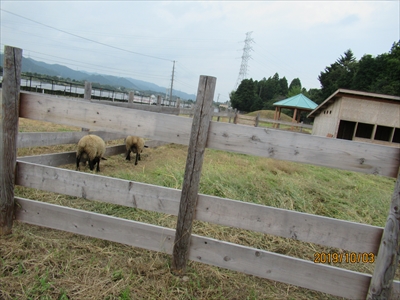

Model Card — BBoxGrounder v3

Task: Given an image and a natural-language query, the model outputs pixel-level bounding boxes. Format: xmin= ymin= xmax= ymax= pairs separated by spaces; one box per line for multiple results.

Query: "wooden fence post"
xmin=157 ymin=95 xmax=161 ymax=106
xmin=84 ymin=81 xmax=91 ymax=101
xmin=234 ymin=111 xmax=239 ymax=124
xmin=189 ymin=107 xmax=194 ymax=118
xmin=82 ymin=81 xmax=91 ymax=132
xmin=367 ymin=169 xmax=400 ymax=299
xmin=255 ymin=112 xmax=260 ymax=127
xmin=0 ymin=45 xmax=22 ymax=235
xmin=128 ymin=91 xmax=134 ymax=104
xmin=228 ymin=108 xmax=233 ymax=123
xmin=172 ymin=75 xmax=216 ymax=275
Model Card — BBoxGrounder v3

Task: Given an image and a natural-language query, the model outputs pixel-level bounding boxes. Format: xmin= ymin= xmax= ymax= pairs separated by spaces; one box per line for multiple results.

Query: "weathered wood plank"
xmin=172 ymin=76 xmax=216 ymax=274
xmin=17 ymin=131 xmax=127 ymax=148
xmin=17 ymin=140 xmax=163 ymax=166
xmin=15 ymin=161 xmax=383 ymax=253
xmin=393 ymin=281 xmax=400 ymax=298
xmin=17 ymin=151 xmax=77 ymax=166
xmin=145 ymin=140 xmax=170 ymax=148
xmin=18 ymin=132 xmax=84 ymax=148
xmin=0 ymin=46 xmax=22 ymax=235
xmin=17 ymin=145 xmax=126 ymax=166
xmin=94 ymin=99 xmax=180 ymax=115
xmin=189 ymin=235 xmax=372 ymax=299
xmin=212 ymin=112 xmax=232 ymax=118
xmin=197 ymin=194 xmax=383 ymax=254
xmin=19 ymin=92 xmax=400 ymax=177
xmin=258 ymin=117 xmax=314 ymax=129
xmin=16 ymin=161 xmax=181 ymax=214
xmin=15 ymin=197 xmax=395 ymax=299
xmin=82 ymin=81 xmax=91 ymax=131
xmin=237 ymin=119 xmax=256 ymax=126
xmin=238 ymin=115 xmax=256 ymax=121
xmin=15 ymin=197 xmax=175 ymax=254
xmin=207 ymin=122 xmax=400 ymax=178
xmin=20 ymin=92 xmax=192 ymax=145
xmin=367 ymin=170 xmax=400 ymax=299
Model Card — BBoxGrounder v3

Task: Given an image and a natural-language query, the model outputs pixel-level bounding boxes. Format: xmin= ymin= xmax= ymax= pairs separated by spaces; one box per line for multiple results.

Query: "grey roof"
xmin=273 ymin=93 xmax=318 ymax=110
xmin=307 ymin=89 xmax=400 ymax=118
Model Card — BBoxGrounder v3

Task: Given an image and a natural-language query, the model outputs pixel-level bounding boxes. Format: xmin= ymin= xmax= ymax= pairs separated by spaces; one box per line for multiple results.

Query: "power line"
xmin=1 ymin=9 xmax=224 ymax=97
xmin=1 ymin=9 xmax=173 ymax=62
xmin=0 ymin=44 xmax=171 ymax=82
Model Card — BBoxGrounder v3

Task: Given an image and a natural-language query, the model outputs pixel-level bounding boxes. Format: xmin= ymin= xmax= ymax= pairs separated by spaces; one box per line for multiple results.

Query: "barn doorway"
xmin=337 ymin=120 xmax=356 ymax=140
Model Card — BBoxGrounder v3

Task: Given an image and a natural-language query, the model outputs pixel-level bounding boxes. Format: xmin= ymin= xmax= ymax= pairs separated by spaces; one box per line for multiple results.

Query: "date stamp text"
xmin=314 ymin=252 xmax=375 ymax=264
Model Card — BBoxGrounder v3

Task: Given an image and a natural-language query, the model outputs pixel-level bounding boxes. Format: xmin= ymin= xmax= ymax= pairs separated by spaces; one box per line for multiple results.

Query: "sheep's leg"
xmin=126 ymin=150 xmax=131 ymax=161
xmin=76 ymin=156 xmax=81 ymax=171
xmin=135 ymin=153 xmax=139 ymax=165
xmin=89 ymin=159 xmax=95 ymax=171
xmin=96 ymin=158 xmax=101 ymax=172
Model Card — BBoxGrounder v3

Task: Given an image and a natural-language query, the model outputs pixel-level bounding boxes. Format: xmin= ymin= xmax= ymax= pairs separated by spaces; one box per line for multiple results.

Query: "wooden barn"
xmin=307 ymin=89 xmax=400 ymax=147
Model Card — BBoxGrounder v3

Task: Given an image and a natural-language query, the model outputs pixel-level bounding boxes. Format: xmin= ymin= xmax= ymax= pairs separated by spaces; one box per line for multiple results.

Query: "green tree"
xmin=352 ymin=54 xmax=377 ymax=91
xmin=279 ymin=77 xmax=289 ymax=97
xmin=306 ymin=88 xmax=324 ymax=105
xmin=287 ymin=86 xmax=302 ymax=98
xmin=288 ymin=78 xmax=302 ymax=97
xmin=371 ymin=41 xmax=400 ymax=96
xmin=289 ymin=78 xmax=302 ymax=91
xmin=256 ymin=73 xmax=288 ymax=110
xmin=318 ymin=49 xmax=357 ymax=99
xmin=318 ymin=43 xmax=399 ymax=98
xmin=230 ymin=78 xmax=258 ymax=112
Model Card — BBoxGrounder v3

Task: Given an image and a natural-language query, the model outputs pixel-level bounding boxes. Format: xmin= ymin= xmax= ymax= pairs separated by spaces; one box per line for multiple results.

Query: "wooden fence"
xmin=1 ymin=46 xmax=400 ymax=299
xmin=18 ymin=73 xmax=182 ymax=106
xmin=180 ymin=107 xmax=313 ymax=131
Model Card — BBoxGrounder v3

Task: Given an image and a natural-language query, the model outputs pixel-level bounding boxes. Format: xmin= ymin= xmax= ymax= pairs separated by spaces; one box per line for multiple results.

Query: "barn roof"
xmin=273 ymin=93 xmax=318 ymax=110
xmin=307 ymin=89 xmax=400 ymax=118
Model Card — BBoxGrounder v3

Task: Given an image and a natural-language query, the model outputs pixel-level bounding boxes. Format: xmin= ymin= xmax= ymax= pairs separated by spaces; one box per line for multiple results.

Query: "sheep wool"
xmin=76 ymin=134 xmax=106 ymax=172
xmin=125 ymin=136 xmax=147 ymax=165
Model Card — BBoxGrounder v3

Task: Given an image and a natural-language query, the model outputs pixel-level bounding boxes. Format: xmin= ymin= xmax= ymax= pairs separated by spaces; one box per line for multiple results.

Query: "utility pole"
xmin=235 ymin=31 xmax=254 ymax=90
xmin=169 ymin=60 xmax=175 ymax=106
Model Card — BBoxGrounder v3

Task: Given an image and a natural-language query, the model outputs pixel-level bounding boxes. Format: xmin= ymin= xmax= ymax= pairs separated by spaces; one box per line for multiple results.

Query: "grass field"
xmin=1 ymin=117 xmax=399 ymax=300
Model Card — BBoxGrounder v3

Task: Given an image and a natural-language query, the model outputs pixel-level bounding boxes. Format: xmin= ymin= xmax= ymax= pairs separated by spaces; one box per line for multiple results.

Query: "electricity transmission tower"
xmin=235 ymin=31 xmax=254 ymax=90
xmin=165 ymin=60 xmax=176 ymax=106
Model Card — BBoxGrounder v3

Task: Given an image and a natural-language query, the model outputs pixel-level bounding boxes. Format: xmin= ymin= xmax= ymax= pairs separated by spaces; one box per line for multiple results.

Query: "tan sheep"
xmin=76 ymin=134 xmax=107 ymax=172
xmin=125 ymin=136 xmax=148 ymax=165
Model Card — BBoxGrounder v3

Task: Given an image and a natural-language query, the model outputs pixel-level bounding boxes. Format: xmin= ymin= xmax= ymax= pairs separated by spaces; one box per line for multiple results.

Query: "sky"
xmin=1 ymin=1 xmax=399 ymax=103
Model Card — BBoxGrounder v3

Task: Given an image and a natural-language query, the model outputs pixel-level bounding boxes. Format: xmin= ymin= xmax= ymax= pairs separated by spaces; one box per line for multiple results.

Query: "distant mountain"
xmin=0 ymin=54 xmax=196 ymax=100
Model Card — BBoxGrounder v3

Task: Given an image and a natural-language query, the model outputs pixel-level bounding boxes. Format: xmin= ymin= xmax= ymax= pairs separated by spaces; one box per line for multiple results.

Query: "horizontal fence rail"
xmin=181 ymin=109 xmax=314 ymax=129
xmin=19 ymin=92 xmax=400 ymax=177
xmin=19 ymin=92 xmax=193 ymax=145
xmin=18 ymin=131 xmax=127 ymax=148
xmin=17 ymin=145 xmax=125 ymax=166
xmin=14 ymin=197 xmax=399 ymax=299
xmin=17 ymin=130 xmax=167 ymax=149
xmin=92 ymin=99 xmax=180 ymax=115
xmin=258 ymin=117 xmax=313 ymax=130
xmin=15 ymin=161 xmax=383 ymax=254
xmin=17 ymin=140 xmax=167 ymax=167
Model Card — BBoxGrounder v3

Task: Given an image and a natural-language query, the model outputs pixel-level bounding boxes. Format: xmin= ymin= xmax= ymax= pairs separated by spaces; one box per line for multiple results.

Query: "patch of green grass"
xmin=26 ymin=269 xmax=54 ymax=298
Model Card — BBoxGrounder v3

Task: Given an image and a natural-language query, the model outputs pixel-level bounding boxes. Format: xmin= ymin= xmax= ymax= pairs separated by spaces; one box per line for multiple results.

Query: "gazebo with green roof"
xmin=272 ymin=93 xmax=317 ymax=128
